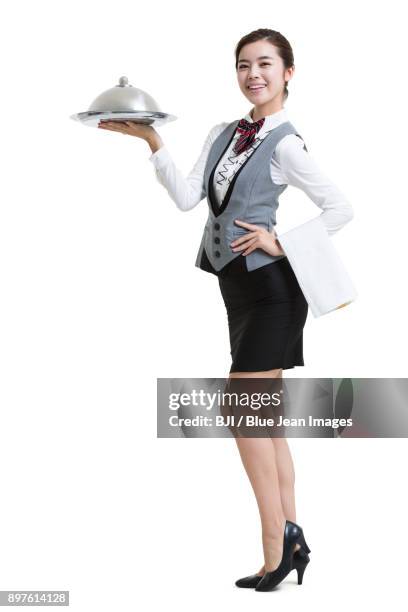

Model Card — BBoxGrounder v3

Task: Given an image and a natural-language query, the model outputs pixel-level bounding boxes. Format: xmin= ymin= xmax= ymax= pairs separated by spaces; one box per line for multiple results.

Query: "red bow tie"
xmin=233 ymin=117 xmax=265 ymax=155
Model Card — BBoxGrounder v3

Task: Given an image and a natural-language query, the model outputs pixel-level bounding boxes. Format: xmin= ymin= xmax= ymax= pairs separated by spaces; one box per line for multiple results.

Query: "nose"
xmin=248 ymin=66 xmax=261 ymax=78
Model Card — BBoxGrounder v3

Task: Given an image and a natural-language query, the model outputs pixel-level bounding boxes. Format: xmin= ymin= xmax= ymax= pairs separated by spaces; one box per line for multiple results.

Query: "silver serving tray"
xmin=70 ymin=76 xmax=177 ymax=128
xmin=70 ymin=110 xmax=177 ymax=127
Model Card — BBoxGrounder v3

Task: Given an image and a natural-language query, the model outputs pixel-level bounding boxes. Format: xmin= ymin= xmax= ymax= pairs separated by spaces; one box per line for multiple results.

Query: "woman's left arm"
xmin=274 ymin=134 xmax=354 ymax=235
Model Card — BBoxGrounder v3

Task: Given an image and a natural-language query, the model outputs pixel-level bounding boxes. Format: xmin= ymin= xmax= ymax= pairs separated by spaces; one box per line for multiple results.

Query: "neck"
xmin=251 ymin=100 xmax=284 ymax=122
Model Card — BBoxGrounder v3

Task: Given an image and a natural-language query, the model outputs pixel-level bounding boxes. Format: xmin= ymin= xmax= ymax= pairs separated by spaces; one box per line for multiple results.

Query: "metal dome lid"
xmin=70 ymin=75 xmax=177 ymax=127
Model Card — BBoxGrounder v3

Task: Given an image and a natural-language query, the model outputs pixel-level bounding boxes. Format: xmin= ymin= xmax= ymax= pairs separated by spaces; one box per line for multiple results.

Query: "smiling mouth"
xmin=247 ymin=84 xmax=267 ymax=90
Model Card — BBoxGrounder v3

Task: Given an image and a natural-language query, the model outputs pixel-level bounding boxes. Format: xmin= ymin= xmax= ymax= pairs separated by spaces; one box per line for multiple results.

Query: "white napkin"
xmin=276 ymin=216 xmax=358 ymax=318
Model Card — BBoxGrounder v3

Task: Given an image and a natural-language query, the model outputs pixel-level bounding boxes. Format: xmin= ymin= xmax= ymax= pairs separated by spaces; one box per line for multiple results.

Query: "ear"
xmin=285 ymin=65 xmax=295 ymax=83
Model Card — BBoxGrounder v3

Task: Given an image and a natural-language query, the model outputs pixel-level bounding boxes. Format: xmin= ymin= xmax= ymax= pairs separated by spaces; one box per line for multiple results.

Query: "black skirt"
xmin=217 ymin=255 xmax=308 ymax=373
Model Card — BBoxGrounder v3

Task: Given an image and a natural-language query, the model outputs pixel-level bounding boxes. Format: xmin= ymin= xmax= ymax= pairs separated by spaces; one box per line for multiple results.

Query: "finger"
xmin=234 ymin=220 xmax=260 ymax=231
xmin=100 ymin=121 xmax=126 ymax=128
xmin=232 ymin=237 xmax=258 ymax=252
xmin=99 ymin=123 xmax=127 ymax=132
xmin=242 ymin=242 xmax=259 ymax=256
xmin=230 ymin=231 xmax=257 ymax=247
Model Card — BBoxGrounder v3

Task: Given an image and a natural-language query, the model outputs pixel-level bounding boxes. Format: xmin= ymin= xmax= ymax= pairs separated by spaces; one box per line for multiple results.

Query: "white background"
xmin=1 ymin=0 xmax=407 ymax=609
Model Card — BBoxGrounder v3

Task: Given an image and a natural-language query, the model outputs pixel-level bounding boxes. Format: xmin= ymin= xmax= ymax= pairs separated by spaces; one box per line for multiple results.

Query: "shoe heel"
xmin=297 ymin=530 xmax=311 ymax=554
xmin=296 ymin=563 xmax=307 ymax=585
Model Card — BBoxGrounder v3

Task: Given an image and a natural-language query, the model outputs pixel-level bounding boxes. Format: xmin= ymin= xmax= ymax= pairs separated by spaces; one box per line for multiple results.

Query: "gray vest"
xmin=195 ymin=120 xmax=306 ymax=274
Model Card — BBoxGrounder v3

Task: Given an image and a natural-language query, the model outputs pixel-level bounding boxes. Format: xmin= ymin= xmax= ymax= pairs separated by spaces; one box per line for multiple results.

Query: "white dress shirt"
xmin=148 ymin=107 xmax=356 ymax=316
xmin=148 ymin=107 xmax=354 ymax=236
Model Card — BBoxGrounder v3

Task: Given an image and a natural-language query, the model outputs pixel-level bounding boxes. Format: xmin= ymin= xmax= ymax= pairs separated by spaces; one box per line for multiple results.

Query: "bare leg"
xmin=272 ymin=437 xmax=298 ymax=524
xmin=229 ymin=368 xmax=286 ymax=573
xmin=229 ymin=368 xmax=300 ymax=576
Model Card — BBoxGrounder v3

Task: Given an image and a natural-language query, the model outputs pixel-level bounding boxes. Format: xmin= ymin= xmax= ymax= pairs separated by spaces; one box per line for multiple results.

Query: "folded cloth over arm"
xmin=276 ymin=216 xmax=357 ymax=317
xmin=272 ymin=133 xmax=357 ymax=317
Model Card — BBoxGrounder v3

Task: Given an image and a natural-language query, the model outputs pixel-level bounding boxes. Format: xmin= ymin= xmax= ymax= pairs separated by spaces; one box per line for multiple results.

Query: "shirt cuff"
xmin=148 ymin=145 xmax=171 ymax=169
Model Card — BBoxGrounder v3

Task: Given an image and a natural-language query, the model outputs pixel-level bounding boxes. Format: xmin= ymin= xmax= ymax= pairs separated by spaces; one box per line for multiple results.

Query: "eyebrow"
xmin=238 ymin=56 xmax=275 ymax=63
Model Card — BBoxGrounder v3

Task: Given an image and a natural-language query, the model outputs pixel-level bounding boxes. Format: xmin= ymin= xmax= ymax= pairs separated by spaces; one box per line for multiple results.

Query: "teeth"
xmin=248 ymin=85 xmax=266 ymax=89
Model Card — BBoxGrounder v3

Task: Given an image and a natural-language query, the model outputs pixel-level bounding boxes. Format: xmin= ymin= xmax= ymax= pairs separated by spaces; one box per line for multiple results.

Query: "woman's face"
xmin=236 ymin=40 xmax=293 ymax=108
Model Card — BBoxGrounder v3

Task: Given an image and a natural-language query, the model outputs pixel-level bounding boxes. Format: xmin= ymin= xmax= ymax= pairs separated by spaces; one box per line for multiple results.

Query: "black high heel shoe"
xmin=235 ymin=547 xmax=310 ymax=588
xmin=254 ymin=520 xmax=311 ymax=592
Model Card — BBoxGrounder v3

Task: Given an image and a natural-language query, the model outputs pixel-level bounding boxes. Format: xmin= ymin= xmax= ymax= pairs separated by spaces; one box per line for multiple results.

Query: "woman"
xmin=99 ymin=28 xmax=353 ymax=591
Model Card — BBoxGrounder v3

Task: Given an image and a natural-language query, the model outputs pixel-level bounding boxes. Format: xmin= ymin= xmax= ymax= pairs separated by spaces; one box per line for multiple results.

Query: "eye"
xmin=238 ymin=62 xmax=271 ymax=69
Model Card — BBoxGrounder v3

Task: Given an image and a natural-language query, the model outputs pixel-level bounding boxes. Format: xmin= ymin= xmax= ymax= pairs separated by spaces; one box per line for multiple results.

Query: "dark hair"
xmin=234 ymin=29 xmax=294 ymax=101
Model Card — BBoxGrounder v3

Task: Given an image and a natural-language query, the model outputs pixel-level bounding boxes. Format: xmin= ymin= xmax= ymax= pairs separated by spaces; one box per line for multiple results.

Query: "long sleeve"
xmin=272 ymin=134 xmax=357 ymax=316
xmin=148 ymin=123 xmax=227 ymax=212
xmin=273 ymin=134 xmax=354 ymax=235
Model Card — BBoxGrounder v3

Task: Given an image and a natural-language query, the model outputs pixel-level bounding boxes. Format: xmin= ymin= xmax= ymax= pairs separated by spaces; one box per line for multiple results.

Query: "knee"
xmin=267 ymin=368 xmax=282 ymax=379
xmin=229 ymin=368 xmax=283 ymax=379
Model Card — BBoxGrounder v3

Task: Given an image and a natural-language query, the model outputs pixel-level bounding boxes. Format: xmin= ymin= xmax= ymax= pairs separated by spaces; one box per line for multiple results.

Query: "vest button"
xmin=214 ymin=237 xmax=220 ymax=244
xmin=214 ymin=250 xmax=221 ymax=257
xmin=214 ymin=222 xmax=220 ymax=230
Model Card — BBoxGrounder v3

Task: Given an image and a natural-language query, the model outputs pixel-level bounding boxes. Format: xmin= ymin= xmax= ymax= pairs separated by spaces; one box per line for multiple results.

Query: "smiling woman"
xmin=235 ymin=33 xmax=295 ymax=120
xmin=98 ymin=26 xmax=353 ymax=594
xmin=153 ymin=28 xmax=351 ymax=592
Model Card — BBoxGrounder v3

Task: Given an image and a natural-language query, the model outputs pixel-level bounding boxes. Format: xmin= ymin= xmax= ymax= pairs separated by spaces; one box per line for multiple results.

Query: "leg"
xmin=234 ymin=369 xmax=300 ymax=530
xmin=229 ymin=368 xmax=286 ymax=573
xmin=272 ymin=437 xmax=297 ymax=522
xmin=271 ymin=437 xmax=301 ymax=552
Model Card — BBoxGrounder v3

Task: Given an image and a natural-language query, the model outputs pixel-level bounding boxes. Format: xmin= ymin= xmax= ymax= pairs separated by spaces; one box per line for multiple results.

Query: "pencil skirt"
xmin=217 ymin=256 xmax=308 ymax=373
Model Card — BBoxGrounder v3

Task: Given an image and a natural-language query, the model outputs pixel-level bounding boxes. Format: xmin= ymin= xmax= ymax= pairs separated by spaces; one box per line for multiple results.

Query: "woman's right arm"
xmin=147 ymin=124 xmax=226 ymax=212
xmin=98 ymin=119 xmax=226 ymax=211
